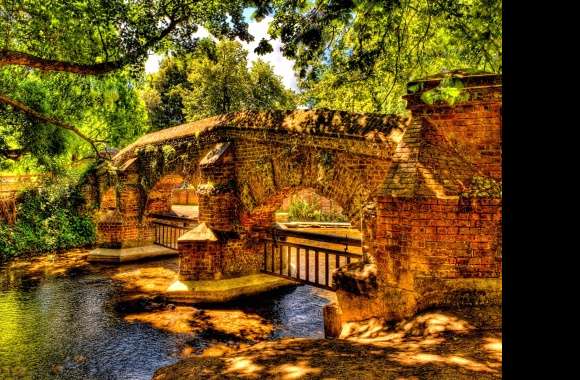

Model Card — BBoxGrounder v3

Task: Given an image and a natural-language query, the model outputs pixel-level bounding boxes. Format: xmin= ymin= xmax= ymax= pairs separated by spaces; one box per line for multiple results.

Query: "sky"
xmin=144 ymin=11 xmax=299 ymax=91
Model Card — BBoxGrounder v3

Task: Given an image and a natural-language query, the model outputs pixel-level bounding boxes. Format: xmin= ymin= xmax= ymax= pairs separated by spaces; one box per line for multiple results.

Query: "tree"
xmin=141 ymin=57 xmax=191 ymax=132
xmin=0 ymin=67 xmax=148 ymax=172
xmin=258 ymin=0 xmax=502 ymax=114
xmin=249 ymin=59 xmax=295 ymax=111
xmin=0 ymin=0 xmax=261 ymax=165
xmin=177 ymin=39 xmax=295 ymax=122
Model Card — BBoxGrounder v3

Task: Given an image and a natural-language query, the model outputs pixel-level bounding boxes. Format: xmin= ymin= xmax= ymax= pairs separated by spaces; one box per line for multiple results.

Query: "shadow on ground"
xmin=153 ymin=309 xmax=502 ymax=380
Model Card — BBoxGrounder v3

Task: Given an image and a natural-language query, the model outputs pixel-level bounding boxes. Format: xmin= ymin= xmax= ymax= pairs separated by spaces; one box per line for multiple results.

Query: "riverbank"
xmin=153 ymin=307 xmax=502 ymax=379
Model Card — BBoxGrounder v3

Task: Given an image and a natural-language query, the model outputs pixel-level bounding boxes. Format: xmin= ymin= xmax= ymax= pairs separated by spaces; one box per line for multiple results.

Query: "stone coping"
xmin=165 ymin=273 xmax=298 ymax=304
xmin=87 ymin=245 xmax=177 ymax=263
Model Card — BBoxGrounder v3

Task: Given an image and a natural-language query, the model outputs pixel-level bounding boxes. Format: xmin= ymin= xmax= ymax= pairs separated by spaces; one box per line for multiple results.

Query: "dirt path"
xmin=153 ymin=309 xmax=502 ymax=379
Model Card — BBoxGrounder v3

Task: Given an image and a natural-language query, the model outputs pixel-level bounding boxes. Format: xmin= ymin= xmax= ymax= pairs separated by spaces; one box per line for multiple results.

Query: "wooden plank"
xmin=271 ymin=242 xmax=275 ymax=272
xmin=262 ymin=239 xmax=362 ymax=258
xmin=263 ymin=241 xmax=267 ymax=271
xmin=325 ymin=251 xmax=329 ymax=286
xmin=296 ymin=247 xmax=301 ymax=280
xmin=287 ymin=246 xmax=292 ymax=277
xmin=279 ymin=245 xmax=283 ymax=275
xmin=305 ymin=249 xmax=310 ymax=282
xmin=272 ymin=227 xmax=361 ymax=246
xmin=315 ymin=250 xmax=319 ymax=285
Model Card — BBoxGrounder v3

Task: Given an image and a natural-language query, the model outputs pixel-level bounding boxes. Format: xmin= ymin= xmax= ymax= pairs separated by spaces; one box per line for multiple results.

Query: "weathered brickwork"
xmin=94 ymin=72 xmax=502 ymax=324
xmin=178 ymin=237 xmax=263 ymax=280
xmin=405 ymin=73 xmax=502 ymax=181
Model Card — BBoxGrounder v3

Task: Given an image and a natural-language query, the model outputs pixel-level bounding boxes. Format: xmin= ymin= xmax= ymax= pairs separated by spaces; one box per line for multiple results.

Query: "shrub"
xmin=0 ymin=179 xmax=96 ymax=261
xmin=286 ymin=197 xmax=348 ymax=223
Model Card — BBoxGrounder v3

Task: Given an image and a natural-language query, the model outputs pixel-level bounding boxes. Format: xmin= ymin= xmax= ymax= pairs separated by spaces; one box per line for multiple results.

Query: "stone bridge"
xmin=93 ymin=72 xmax=502 ymax=322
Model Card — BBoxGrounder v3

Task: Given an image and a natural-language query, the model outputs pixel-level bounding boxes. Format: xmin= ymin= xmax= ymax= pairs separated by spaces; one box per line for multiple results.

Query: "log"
xmin=323 ymin=302 xmax=343 ymax=338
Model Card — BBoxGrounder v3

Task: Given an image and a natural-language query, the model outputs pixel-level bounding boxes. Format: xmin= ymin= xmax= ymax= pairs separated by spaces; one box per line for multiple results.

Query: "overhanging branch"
xmin=0 ymin=16 xmax=184 ymax=75
xmin=0 ymin=92 xmax=102 ymax=155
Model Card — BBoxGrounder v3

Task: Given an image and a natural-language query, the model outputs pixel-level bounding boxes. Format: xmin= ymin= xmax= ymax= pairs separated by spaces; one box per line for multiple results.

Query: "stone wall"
xmin=335 ymin=72 xmax=502 ymax=323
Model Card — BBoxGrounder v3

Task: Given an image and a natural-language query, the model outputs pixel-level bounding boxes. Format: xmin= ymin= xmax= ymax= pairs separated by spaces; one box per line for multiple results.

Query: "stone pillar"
xmin=178 ymin=223 xmax=223 ymax=280
xmin=96 ymin=183 xmax=148 ymax=248
xmin=333 ymin=71 xmax=502 ymax=324
xmin=323 ymin=302 xmax=343 ymax=338
xmin=178 ymin=142 xmax=248 ymax=280
xmin=197 ymin=142 xmax=239 ymax=232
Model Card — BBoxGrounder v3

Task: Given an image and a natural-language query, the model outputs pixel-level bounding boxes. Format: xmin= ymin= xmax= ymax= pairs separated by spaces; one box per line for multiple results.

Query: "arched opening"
xmin=145 ymin=173 xmax=200 ymax=219
xmin=273 ymin=187 xmax=362 ymax=256
xmin=255 ymin=187 xmax=364 ymax=289
xmin=145 ymin=173 xmax=200 ymax=249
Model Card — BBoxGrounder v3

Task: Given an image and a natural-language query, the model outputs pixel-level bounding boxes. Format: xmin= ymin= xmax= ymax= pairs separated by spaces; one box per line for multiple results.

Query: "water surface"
xmin=0 ymin=251 xmax=334 ymax=379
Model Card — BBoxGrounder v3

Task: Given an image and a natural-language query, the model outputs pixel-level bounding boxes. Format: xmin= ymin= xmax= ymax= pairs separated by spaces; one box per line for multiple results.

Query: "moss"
xmin=461 ymin=176 xmax=502 ymax=198
xmin=239 ymin=181 xmax=256 ymax=212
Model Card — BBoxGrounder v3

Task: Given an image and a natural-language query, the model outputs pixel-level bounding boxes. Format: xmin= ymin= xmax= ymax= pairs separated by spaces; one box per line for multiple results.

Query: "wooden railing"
xmin=153 ymin=221 xmax=190 ymax=250
xmin=150 ymin=213 xmax=197 ymax=250
xmin=261 ymin=227 xmax=363 ymax=290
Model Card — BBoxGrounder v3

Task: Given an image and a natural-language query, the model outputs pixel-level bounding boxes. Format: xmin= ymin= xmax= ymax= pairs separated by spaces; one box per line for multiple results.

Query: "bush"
xmin=0 ymin=179 xmax=96 ymax=261
xmin=286 ymin=197 xmax=348 ymax=223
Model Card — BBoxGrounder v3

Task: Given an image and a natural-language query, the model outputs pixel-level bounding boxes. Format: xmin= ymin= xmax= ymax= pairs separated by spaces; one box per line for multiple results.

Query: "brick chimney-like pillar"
xmin=404 ymin=72 xmax=502 ymax=181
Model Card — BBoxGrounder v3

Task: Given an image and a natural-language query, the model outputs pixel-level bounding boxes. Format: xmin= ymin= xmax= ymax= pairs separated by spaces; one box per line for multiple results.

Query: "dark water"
xmin=0 ymin=255 xmax=334 ymax=380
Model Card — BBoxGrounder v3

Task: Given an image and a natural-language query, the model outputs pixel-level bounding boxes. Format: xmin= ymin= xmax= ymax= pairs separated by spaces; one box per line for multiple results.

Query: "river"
xmin=0 ymin=250 xmax=335 ymax=379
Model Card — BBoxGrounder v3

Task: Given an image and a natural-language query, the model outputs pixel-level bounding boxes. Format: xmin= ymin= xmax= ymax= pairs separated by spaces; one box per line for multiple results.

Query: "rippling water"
xmin=0 ymin=253 xmax=335 ymax=379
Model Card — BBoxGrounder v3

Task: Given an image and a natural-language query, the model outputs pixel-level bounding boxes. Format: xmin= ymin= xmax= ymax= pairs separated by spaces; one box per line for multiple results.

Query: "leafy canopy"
xmin=143 ymin=39 xmax=296 ymax=126
xmin=0 ymin=0 xmax=265 ymax=170
xmin=259 ymin=0 xmax=502 ymax=114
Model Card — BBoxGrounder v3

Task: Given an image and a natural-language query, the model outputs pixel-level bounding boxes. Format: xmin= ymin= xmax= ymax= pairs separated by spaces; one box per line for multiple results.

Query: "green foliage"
xmin=141 ymin=57 xmax=191 ymax=131
xmin=0 ymin=178 xmax=96 ymax=261
xmin=461 ymin=176 xmax=502 ymax=198
xmin=0 ymin=66 xmax=149 ymax=170
xmin=146 ymin=39 xmax=296 ymax=124
xmin=0 ymin=0 xmax=260 ymax=168
xmin=420 ymin=76 xmax=470 ymax=106
xmin=265 ymin=0 xmax=501 ymax=114
xmin=286 ymin=197 xmax=348 ymax=223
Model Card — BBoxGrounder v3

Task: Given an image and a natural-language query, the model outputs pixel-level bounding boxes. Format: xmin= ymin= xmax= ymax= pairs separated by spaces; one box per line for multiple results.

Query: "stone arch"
xmin=144 ymin=173 xmax=187 ymax=216
xmin=234 ymin=145 xmax=391 ymax=233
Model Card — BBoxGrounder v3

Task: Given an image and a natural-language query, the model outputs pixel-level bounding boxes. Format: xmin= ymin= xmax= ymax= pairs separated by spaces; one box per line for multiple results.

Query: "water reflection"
xmin=0 ymin=251 xmax=335 ymax=379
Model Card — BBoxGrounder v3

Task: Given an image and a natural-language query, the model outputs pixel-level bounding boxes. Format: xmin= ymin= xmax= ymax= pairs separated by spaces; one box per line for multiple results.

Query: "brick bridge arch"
xmin=95 ymin=72 xmax=502 ymax=323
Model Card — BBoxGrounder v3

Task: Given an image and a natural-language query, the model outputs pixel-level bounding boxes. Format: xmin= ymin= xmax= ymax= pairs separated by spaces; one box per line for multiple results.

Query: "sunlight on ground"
xmin=269 ymin=360 xmax=322 ymax=379
xmin=112 ymin=266 xmax=178 ymax=294
xmin=124 ymin=307 xmax=274 ymax=339
xmin=124 ymin=307 xmax=198 ymax=334
xmin=5 ymin=249 xmax=89 ymax=278
xmin=225 ymin=357 xmax=264 ymax=377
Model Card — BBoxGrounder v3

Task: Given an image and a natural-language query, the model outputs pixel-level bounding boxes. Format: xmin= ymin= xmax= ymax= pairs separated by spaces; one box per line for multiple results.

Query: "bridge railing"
xmin=261 ymin=227 xmax=363 ymax=290
xmin=150 ymin=213 xmax=197 ymax=250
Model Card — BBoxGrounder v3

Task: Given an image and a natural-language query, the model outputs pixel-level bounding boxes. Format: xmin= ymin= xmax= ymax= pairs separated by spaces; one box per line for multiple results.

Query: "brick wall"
xmin=405 ymin=73 xmax=502 ymax=181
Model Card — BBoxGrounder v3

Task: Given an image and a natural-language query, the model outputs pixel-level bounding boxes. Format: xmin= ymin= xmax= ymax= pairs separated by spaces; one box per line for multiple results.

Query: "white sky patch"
xmin=144 ymin=19 xmax=298 ymax=91
xmin=239 ymin=17 xmax=298 ymax=91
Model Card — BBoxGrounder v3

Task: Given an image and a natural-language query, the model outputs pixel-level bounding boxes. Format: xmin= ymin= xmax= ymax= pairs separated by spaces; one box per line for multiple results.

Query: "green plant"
xmin=0 ymin=177 xmax=96 ymax=261
xmin=286 ymin=197 xmax=348 ymax=223
xmin=461 ymin=176 xmax=502 ymax=198
xmin=421 ymin=76 xmax=470 ymax=106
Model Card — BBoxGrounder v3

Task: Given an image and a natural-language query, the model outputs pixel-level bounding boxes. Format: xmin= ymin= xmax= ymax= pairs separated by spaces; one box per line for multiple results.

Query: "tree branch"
xmin=0 ymin=16 xmax=184 ymax=75
xmin=0 ymin=92 xmax=102 ymax=155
